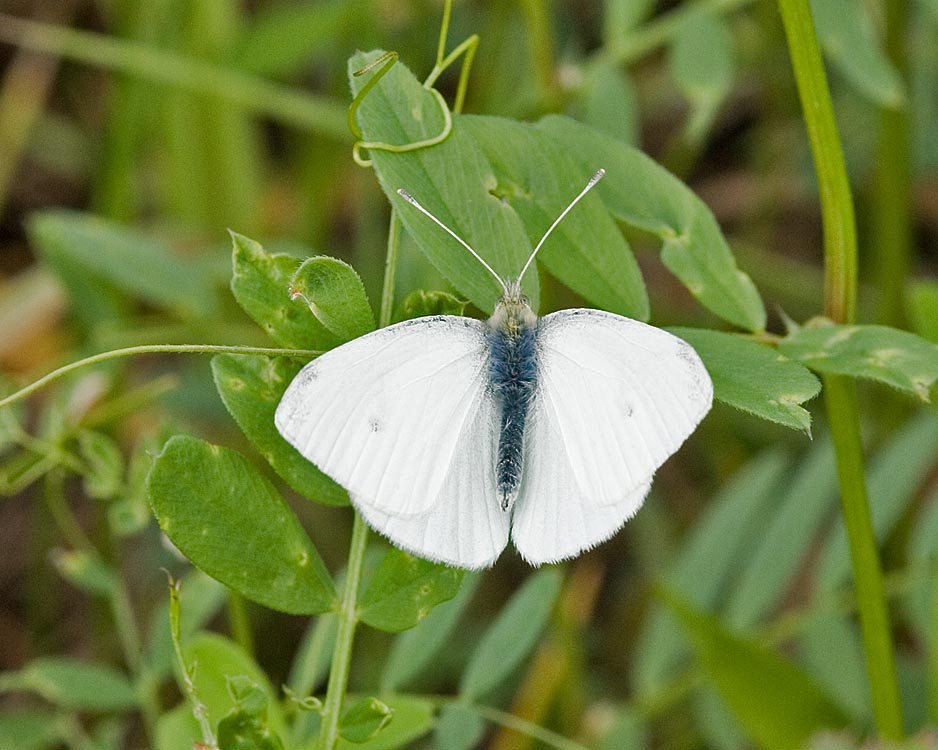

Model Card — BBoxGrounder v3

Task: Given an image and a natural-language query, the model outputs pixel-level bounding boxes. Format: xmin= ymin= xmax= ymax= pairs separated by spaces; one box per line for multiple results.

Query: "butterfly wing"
xmin=276 ymin=316 xmax=493 ymax=517
xmin=355 ymin=386 xmax=509 ymax=568
xmin=512 ymin=309 xmax=712 ymax=565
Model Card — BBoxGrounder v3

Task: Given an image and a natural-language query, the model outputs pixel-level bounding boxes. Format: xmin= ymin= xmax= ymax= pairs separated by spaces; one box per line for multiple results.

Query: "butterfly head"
xmin=490 ymin=279 xmax=537 ymax=336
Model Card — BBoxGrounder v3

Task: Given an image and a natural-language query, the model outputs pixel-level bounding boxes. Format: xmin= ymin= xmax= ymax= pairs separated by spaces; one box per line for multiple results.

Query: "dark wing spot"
xmin=369 ymin=417 xmax=381 ymax=433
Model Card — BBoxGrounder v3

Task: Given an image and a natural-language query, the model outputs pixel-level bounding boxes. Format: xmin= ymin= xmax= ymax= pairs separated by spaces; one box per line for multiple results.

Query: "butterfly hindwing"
xmin=355 ymin=386 xmax=509 ymax=568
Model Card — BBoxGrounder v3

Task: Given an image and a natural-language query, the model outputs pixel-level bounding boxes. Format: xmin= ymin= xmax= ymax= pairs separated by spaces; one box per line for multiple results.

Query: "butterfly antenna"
xmin=517 ymin=168 xmax=606 ymax=284
xmin=397 ymin=189 xmax=507 ymax=292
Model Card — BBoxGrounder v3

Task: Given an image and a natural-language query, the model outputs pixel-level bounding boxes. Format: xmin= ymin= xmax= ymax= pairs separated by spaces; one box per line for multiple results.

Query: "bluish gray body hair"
xmin=487 ymin=281 xmax=539 ymax=511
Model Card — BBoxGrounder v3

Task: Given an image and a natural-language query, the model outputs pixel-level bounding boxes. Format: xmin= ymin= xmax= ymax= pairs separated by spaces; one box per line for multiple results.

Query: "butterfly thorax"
xmin=487 ymin=281 xmax=539 ymax=512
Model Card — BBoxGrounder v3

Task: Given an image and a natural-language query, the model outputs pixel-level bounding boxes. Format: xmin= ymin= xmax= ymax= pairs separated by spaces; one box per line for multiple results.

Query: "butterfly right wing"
xmin=275 ymin=315 xmax=494 ymax=517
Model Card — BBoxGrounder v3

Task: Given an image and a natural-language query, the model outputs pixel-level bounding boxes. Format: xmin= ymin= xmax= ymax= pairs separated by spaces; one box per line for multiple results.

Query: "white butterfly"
xmin=276 ymin=170 xmax=713 ymax=569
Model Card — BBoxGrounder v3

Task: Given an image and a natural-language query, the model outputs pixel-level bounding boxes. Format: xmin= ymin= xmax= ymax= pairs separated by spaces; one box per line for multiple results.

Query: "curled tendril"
xmin=348 ymin=51 xmax=454 ymax=168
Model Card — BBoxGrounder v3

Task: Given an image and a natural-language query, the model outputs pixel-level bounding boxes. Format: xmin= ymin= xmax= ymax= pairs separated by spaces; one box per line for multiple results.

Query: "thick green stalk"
xmin=777 ymin=0 xmax=903 ymax=738
xmin=872 ymin=0 xmax=911 ymax=329
xmin=318 ymin=513 xmax=369 ymax=750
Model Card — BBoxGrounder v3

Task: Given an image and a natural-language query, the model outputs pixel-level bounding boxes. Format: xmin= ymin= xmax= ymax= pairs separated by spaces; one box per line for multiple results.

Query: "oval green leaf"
xmin=778 ymin=323 xmax=938 ymax=401
xmin=459 ymin=568 xmax=561 ymax=700
xmin=147 ymin=435 xmax=337 ymax=614
xmin=535 ymin=115 xmax=766 ymax=331
xmin=289 ymin=256 xmax=375 ymax=343
xmin=211 ymin=353 xmax=348 ymax=506
xmin=14 ymin=658 xmax=136 ymax=712
xmin=340 ymin=697 xmax=394 ymax=744
xmin=661 ymin=589 xmax=848 ymax=750
xmin=669 ymin=328 xmax=821 ymax=432
xmin=229 ymin=232 xmax=339 ymax=350
xmin=359 ymin=548 xmax=464 ymax=633
xmin=348 ymin=50 xmax=537 ymax=313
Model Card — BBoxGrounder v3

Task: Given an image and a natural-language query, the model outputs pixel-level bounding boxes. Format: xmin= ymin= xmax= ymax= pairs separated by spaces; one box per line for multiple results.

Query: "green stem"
xmin=777 ymin=0 xmax=857 ymax=325
xmin=872 ymin=0 xmax=911 ymax=329
xmin=318 ymin=513 xmax=369 ymax=750
xmin=379 ymin=211 xmax=402 ymax=329
xmin=469 ymin=703 xmax=591 ymax=750
xmin=0 ymin=14 xmax=348 ymax=139
xmin=0 ymin=344 xmax=320 ymax=410
xmin=227 ymin=591 xmax=255 ymax=657
xmin=823 ymin=375 xmax=902 ymax=737
xmin=930 ymin=560 xmax=938 ymax=724
xmin=778 ymin=0 xmax=903 ymax=737
xmin=41 ymin=469 xmax=95 ymax=553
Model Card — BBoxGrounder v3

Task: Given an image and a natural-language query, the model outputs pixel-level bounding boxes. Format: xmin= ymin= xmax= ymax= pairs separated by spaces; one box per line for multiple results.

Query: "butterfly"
xmin=275 ymin=170 xmax=713 ymax=569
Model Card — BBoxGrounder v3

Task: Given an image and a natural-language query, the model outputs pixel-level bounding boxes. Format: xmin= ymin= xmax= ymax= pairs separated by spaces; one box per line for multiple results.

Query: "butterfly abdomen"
xmin=489 ymin=323 xmax=538 ymax=511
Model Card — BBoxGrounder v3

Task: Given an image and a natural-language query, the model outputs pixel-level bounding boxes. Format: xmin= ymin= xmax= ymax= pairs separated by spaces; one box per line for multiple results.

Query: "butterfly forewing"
xmin=276 ymin=316 xmax=493 ymax=517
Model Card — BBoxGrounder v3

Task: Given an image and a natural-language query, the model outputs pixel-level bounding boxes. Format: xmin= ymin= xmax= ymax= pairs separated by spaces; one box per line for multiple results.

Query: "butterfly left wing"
xmin=512 ymin=309 xmax=712 ymax=564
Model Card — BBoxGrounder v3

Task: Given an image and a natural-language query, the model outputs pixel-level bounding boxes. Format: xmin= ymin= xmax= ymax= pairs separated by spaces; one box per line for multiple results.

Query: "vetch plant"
xmin=1 ymin=1 xmax=937 ymax=749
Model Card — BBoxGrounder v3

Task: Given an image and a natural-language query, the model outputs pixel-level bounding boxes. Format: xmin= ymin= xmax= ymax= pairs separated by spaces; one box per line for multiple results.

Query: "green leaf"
xmin=77 ymin=430 xmax=124 ymax=499
xmin=724 ymin=438 xmax=838 ymax=628
xmin=579 ymin=62 xmax=640 ymax=146
xmin=670 ymin=328 xmax=821 ymax=431
xmin=535 ymin=115 xmax=766 ymax=331
xmin=289 ymin=256 xmax=375 ymax=343
xmin=180 ymin=633 xmax=288 ymax=741
xmin=336 ymin=696 xmax=434 ymax=750
xmin=632 ymin=451 xmax=789 ymax=693
xmin=229 ymin=232 xmax=339 ymax=350
xmin=812 ymin=0 xmax=905 ymax=108
xmin=211 ymin=354 xmax=348 ymax=506
xmin=779 ymin=323 xmax=938 ymax=401
xmin=433 ymin=703 xmax=485 ymax=750
xmin=459 ymin=115 xmax=649 ymax=319
xmin=0 ymin=710 xmax=63 ymax=750
xmin=460 ymin=568 xmax=562 ymax=700
xmin=359 ymin=548 xmax=464 ymax=632
xmin=393 ymin=290 xmax=468 ymax=322
xmin=907 ymin=281 xmax=938 ymax=343
xmin=668 ymin=11 xmax=735 ymax=142
xmin=50 ymin=549 xmax=118 ymax=597
xmin=817 ymin=411 xmax=938 ymax=592
xmin=339 ymin=697 xmax=394 ymax=744
xmin=661 ymin=590 xmax=848 ymax=749
xmin=145 ymin=570 xmax=227 ymax=679
xmin=217 ymin=677 xmax=285 ymax=750
xmin=231 ymin=0 xmax=348 ymax=77
xmin=349 ymin=50 xmax=537 ymax=314
xmin=147 ymin=435 xmax=337 ymax=614
xmin=798 ymin=613 xmax=871 ymax=721
xmin=381 ymin=573 xmax=481 ymax=691
xmin=3 ymin=658 xmax=136 ymax=712
xmin=28 ymin=210 xmax=217 ymax=317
